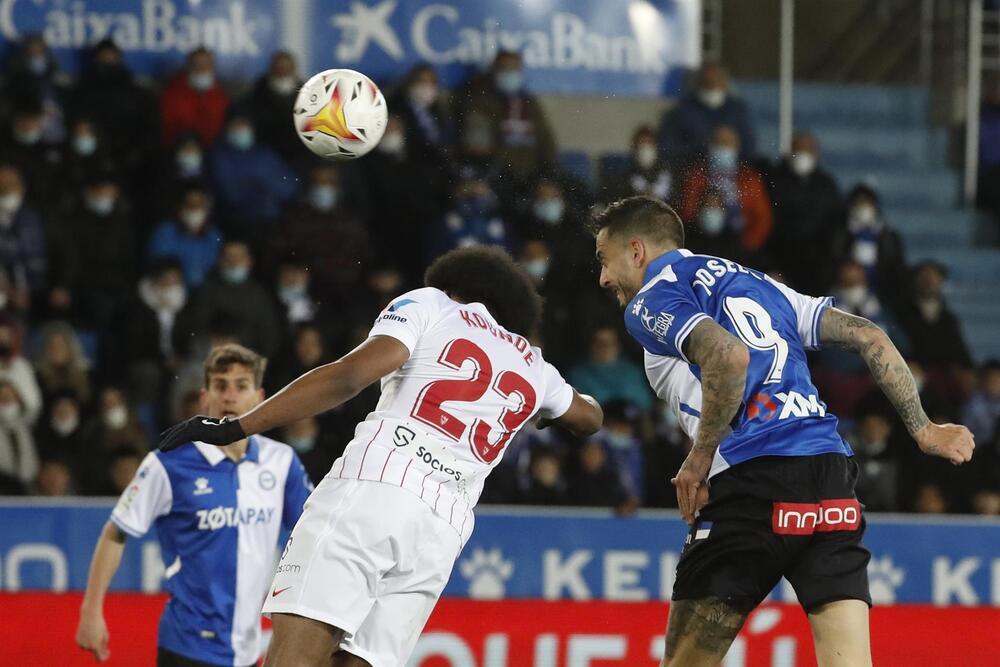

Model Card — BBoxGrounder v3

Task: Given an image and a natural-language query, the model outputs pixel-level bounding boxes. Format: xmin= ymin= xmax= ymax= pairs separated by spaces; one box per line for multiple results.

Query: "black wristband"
xmin=220 ymin=416 xmax=247 ymax=443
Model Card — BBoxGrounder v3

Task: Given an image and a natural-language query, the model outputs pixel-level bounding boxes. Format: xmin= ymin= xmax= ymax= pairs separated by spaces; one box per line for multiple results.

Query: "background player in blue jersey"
xmin=76 ymin=344 xmax=313 ymax=667
xmin=593 ymin=197 xmax=975 ymax=667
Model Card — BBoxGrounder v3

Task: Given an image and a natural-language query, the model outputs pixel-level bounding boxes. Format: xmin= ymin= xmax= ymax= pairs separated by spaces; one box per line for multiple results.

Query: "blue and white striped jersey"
xmin=624 ymin=249 xmax=852 ymax=478
xmin=110 ymin=436 xmax=312 ymax=666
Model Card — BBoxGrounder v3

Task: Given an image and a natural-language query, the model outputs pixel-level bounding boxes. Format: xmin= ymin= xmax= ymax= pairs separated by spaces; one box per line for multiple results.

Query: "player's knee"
xmin=664 ymin=597 xmax=747 ymax=664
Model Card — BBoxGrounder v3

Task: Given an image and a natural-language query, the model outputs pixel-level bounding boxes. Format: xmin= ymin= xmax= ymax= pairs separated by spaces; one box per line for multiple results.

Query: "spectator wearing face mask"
xmin=594 ymin=400 xmax=644 ymax=512
xmin=0 ymin=317 xmax=42 ymax=425
xmin=48 ymin=171 xmax=136 ymax=331
xmin=161 ymin=47 xmax=229 ymax=149
xmin=281 ymin=416 xmax=346 ymax=485
xmin=961 ymin=360 xmax=1000 ymax=445
xmin=115 ymin=259 xmax=187 ymax=409
xmin=148 ymin=184 xmax=222 ymax=288
xmin=600 ymin=125 xmax=675 ymax=205
xmin=174 ymin=240 xmax=280 ymax=359
xmin=0 ymin=163 xmax=47 ymax=306
xmin=33 ymin=321 xmax=91 ymax=405
xmin=679 ymin=125 xmax=773 ymax=262
xmin=659 ymin=62 xmax=756 ymax=169
xmin=0 ymin=99 xmax=63 ymax=205
xmin=209 ymin=109 xmax=299 ymax=238
xmin=35 ymin=391 xmax=86 ymax=465
xmin=687 ymin=188 xmax=742 ymax=259
xmin=359 ymin=115 xmax=440 ymax=283
xmin=152 ymin=133 xmax=206 ymax=218
xmin=568 ymin=326 xmax=653 ymax=412
xmin=390 ymin=63 xmax=455 ymax=165
xmin=72 ymin=39 xmax=159 ymax=170
xmin=849 ymin=408 xmax=902 ymax=511
xmin=269 ymin=163 xmax=370 ymax=299
xmin=79 ymin=385 xmax=147 ymax=494
xmin=455 ymin=50 xmax=557 ymax=189
xmin=0 ymin=380 xmax=38 ymax=494
xmin=272 ymin=259 xmax=334 ymax=339
xmin=58 ymin=117 xmax=119 ymax=210
xmin=426 ymin=167 xmax=513 ymax=262
xmin=765 ymin=131 xmax=842 ymax=294
xmin=248 ymin=51 xmax=303 ymax=163
xmin=2 ymin=35 xmax=70 ymax=145
xmin=828 ymin=184 xmax=907 ymax=309
xmin=897 ymin=260 xmax=973 ymax=400
xmin=521 ymin=178 xmax=593 ymax=269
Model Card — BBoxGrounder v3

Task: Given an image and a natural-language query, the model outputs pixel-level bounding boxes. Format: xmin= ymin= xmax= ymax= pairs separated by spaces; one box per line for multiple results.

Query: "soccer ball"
xmin=293 ymin=68 xmax=387 ymax=161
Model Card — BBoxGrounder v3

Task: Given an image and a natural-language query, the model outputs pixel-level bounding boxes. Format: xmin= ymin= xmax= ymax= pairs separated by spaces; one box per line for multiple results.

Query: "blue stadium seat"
xmin=558 ymin=150 xmax=593 ymax=187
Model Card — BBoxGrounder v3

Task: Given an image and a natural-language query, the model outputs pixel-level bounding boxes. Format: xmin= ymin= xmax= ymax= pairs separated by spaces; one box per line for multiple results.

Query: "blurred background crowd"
xmin=0 ymin=34 xmax=996 ymax=517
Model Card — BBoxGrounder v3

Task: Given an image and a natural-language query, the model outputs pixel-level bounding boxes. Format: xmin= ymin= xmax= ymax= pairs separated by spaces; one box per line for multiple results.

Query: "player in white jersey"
xmin=159 ymin=246 xmax=604 ymax=667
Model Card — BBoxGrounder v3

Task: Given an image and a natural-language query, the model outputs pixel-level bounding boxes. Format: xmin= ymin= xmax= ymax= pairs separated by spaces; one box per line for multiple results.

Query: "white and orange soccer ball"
xmin=293 ymin=68 xmax=387 ymax=161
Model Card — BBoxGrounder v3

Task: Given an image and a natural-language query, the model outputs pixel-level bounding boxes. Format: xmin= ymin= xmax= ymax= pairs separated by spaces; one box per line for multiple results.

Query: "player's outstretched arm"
xmin=673 ymin=319 xmax=750 ymax=523
xmin=552 ymin=390 xmax=603 ymax=436
xmin=817 ymin=306 xmax=974 ymax=465
xmin=159 ymin=336 xmax=410 ymax=450
xmin=76 ymin=522 xmax=127 ymax=662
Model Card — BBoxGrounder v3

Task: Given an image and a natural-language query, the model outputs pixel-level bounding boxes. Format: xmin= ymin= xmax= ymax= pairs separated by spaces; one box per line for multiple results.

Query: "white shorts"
xmin=262 ymin=477 xmax=462 ymax=667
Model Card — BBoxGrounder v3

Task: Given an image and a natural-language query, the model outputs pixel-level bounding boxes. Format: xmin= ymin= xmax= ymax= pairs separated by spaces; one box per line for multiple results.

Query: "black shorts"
xmin=157 ymin=647 xmax=253 ymax=667
xmin=673 ymin=453 xmax=872 ymax=614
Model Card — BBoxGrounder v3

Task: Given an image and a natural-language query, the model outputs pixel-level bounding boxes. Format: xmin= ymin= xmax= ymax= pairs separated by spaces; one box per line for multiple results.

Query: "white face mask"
xmin=377 ymin=132 xmax=405 ymax=155
xmin=74 ymin=134 xmax=98 ymax=156
xmin=180 ymin=208 xmax=207 ymax=231
xmin=189 ymin=71 xmax=214 ymax=91
xmin=158 ymin=284 xmax=187 ymax=311
xmin=0 ymin=402 xmax=20 ymax=422
xmin=635 ymin=144 xmax=658 ymax=170
xmin=52 ymin=415 xmax=79 ymax=436
xmin=698 ymin=88 xmax=726 ymax=109
xmin=699 ymin=207 xmax=726 ymax=235
xmin=103 ymin=405 xmax=128 ymax=430
xmin=409 ymin=82 xmax=438 ymax=108
xmin=269 ymin=75 xmax=297 ymax=95
xmin=791 ymin=153 xmax=816 ymax=177
xmin=837 ymin=285 xmax=868 ymax=309
xmin=850 ymin=203 xmax=878 ymax=227
xmin=0 ymin=193 xmax=23 ymax=215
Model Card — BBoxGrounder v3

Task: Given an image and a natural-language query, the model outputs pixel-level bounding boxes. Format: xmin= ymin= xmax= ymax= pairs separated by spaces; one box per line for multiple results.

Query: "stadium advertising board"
xmin=307 ymin=0 xmax=701 ymax=96
xmin=2 ymin=594 xmax=997 ymax=666
xmin=0 ymin=0 xmax=700 ymax=95
xmin=1 ymin=501 xmax=998 ymax=607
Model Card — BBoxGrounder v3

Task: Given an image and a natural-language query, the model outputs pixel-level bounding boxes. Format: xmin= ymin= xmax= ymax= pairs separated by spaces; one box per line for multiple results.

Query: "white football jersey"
xmin=328 ymin=287 xmax=574 ymax=542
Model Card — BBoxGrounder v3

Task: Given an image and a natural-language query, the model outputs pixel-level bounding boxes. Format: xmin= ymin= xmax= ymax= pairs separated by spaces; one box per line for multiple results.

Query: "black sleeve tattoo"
xmin=818 ymin=307 xmax=930 ymax=435
xmin=682 ymin=320 xmax=749 ymax=457
xmin=664 ymin=597 xmax=747 ymax=660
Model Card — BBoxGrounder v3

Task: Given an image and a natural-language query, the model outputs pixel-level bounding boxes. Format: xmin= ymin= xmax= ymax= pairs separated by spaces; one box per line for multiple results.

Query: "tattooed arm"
xmin=818 ymin=306 xmax=974 ymax=464
xmin=673 ymin=319 xmax=750 ymax=523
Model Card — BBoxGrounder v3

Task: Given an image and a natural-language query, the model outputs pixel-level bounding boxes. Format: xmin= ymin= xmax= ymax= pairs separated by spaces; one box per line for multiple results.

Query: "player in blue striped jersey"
xmin=76 ymin=345 xmax=312 ymax=667
xmin=593 ymin=197 xmax=974 ymax=667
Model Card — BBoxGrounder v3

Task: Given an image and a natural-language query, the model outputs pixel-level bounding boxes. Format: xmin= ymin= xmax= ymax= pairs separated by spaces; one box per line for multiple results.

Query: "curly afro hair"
xmin=424 ymin=246 xmax=542 ymax=338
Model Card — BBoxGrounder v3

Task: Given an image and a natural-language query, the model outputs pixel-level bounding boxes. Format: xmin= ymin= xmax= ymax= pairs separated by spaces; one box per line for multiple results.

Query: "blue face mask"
xmin=533 ymin=198 xmax=564 ymax=225
xmin=709 ymin=146 xmax=737 ymax=170
xmin=606 ymin=431 xmax=634 ymax=449
xmin=176 ymin=150 xmax=202 ymax=175
xmin=495 ymin=69 xmax=523 ymax=95
xmin=523 ymin=258 xmax=550 ymax=281
xmin=279 ymin=284 xmax=307 ymax=302
xmin=286 ymin=436 xmax=316 ymax=453
xmin=228 ymin=127 xmax=254 ymax=150
xmin=308 ymin=185 xmax=339 ymax=212
xmin=222 ymin=265 xmax=250 ymax=284
xmin=27 ymin=55 xmax=47 ymax=76
xmin=457 ymin=194 xmax=495 ymax=218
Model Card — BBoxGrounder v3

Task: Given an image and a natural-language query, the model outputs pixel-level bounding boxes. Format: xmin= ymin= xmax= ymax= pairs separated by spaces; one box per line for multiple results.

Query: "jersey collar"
xmin=643 ymin=248 xmax=691 ymax=284
xmin=193 ymin=436 xmax=260 ymax=466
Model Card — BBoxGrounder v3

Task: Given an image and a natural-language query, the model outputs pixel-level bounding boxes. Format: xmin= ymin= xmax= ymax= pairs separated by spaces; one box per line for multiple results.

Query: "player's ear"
xmin=629 ymin=238 xmax=645 ymax=267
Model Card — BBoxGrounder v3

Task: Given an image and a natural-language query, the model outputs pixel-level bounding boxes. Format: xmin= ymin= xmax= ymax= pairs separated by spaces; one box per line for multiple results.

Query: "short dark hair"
xmin=424 ymin=246 xmax=542 ymax=337
xmin=591 ymin=196 xmax=685 ymax=248
xmin=203 ymin=344 xmax=266 ymax=389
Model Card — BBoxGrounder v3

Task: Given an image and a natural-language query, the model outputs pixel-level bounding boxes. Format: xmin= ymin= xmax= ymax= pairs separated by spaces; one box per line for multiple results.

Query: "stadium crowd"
xmin=0 ymin=37 xmax=996 ymax=516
